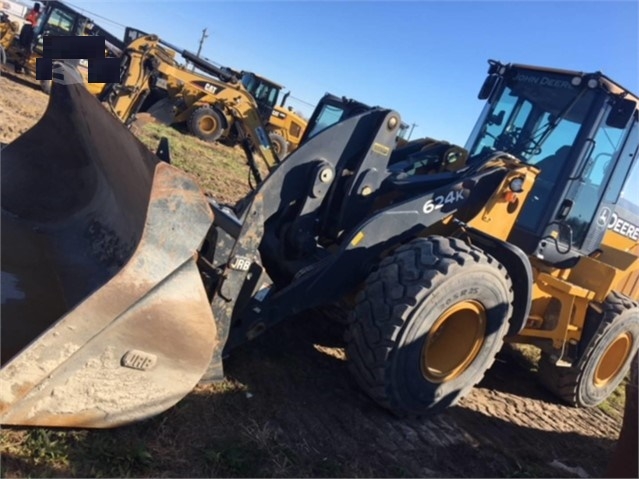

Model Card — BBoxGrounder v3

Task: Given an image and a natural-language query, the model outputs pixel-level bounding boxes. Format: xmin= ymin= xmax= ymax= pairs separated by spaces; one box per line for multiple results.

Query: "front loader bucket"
xmin=0 ymin=63 xmax=217 ymax=428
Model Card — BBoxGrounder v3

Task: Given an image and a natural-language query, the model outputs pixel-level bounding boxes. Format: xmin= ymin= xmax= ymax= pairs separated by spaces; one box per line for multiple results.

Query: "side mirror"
xmin=478 ymin=74 xmax=500 ymax=100
xmin=606 ymin=98 xmax=636 ymax=129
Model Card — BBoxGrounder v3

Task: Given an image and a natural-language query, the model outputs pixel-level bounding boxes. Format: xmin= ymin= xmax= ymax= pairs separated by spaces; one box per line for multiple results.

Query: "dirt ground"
xmin=0 ymin=70 xmax=49 ymax=144
xmin=0 ymin=70 xmax=627 ymax=478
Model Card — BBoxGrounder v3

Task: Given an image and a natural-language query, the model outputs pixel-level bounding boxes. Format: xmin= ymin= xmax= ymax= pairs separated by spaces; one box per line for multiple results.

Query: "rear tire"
xmin=188 ymin=106 xmax=225 ymax=142
xmin=268 ymin=132 xmax=288 ymax=158
xmin=538 ymin=291 xmax=639 ymax=407
xmin=346 ymin=236 xmax=514 ymax=417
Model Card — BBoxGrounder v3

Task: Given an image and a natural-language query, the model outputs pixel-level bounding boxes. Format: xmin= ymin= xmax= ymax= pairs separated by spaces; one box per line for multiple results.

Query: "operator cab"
xmin=23 ymin=1 xmax=123 ymax=58
xmin=241 ymin=72 xmax=283 ymax=123
xmin=465 ymin=61 xmax=639 ymax=267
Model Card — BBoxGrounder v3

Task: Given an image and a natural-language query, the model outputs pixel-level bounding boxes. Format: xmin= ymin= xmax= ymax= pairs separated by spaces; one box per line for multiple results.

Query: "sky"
xmin=23 ymin=0 xmax=639 ymax=145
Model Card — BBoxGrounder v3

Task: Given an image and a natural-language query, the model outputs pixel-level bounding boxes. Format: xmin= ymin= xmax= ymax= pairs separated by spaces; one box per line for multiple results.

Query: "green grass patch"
xmin=134 ymin=121 xmax=253 ymax=204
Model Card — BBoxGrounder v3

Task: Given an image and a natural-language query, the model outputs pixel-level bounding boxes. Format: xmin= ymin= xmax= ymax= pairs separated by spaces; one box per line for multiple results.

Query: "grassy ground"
xmin=0 ymin=381 xmax=306 ymax=478
xmin=132 ymin=120 xmax=253 ymax=204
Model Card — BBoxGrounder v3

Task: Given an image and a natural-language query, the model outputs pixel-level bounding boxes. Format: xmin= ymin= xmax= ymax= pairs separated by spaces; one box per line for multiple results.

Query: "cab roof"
xmin=491 ymin=60 xmax=639 ymax=108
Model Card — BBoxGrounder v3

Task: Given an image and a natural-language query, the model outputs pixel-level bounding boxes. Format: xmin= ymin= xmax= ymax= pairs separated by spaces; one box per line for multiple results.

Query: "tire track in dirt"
xmin=224 ymin=314 xmax=622 ymax=477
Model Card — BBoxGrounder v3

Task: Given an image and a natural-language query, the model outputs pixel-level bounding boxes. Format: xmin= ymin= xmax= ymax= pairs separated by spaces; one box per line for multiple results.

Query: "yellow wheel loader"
xmin=263 ymin=91 xmax=308 ymax=157
xmin=2 ymin=0 xmax=123 ymax=95
xmin=1 ymin=59 xmax=638 ymax=430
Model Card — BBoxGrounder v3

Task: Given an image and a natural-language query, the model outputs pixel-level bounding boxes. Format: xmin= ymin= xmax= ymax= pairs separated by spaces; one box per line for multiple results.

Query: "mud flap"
xmin=0 ymin=63 xmax=218 ymax=428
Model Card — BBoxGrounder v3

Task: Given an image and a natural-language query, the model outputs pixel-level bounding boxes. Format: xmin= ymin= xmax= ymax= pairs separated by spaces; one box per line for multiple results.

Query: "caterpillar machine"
xmin=0 ymin=0 xmax=123 ymax=94
xmin=1 ymin=59 xmax=638 ymax=430
xmin=101 ymin=29 xmax=303 ymax=162
xmin=239 ymin=75 xmax=308 ymax=157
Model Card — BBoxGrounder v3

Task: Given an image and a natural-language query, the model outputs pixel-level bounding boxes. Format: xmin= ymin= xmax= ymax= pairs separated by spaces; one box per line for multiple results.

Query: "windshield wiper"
xmin=522 ymin=86 xmax=590 ymax=151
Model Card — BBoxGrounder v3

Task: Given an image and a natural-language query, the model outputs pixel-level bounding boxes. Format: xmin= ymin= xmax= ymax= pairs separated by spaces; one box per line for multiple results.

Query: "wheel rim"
xmin=594 ymin=332 xmax=633 ymax=388
xmin=198 ymin=115 xmax=217 ymax=134
xmin=422 ymin=300 xmax=487 ymax=383
xmin=271 ymin=140 xmax=281 ymax=155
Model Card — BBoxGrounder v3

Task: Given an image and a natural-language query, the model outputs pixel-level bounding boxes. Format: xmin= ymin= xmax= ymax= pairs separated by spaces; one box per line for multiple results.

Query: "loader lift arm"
xmin=197 ymin=108 xmax=538 ymax=378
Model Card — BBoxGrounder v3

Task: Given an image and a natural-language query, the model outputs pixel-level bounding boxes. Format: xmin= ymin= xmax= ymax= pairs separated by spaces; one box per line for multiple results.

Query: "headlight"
xmin=509 ymin=177 xmax=524 ymax=193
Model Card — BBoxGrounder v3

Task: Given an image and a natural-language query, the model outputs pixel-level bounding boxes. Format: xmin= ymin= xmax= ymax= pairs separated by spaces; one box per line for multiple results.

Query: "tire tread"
xmin=539 ymin=291 xmax=639 ymax=407
xmin=346 ymin=235 xmax=514 ymax=416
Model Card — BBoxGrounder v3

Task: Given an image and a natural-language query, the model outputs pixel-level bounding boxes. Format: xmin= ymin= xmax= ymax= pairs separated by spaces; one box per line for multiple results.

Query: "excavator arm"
xmin=101 ymin=34 xmax=281 ymax=186
xmin=100 ymin=35 xmax=175 ymax=124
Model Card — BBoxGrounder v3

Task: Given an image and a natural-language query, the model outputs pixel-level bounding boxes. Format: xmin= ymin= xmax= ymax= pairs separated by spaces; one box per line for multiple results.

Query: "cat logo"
xmin=204 ymin=83 xmax=219 ymax=94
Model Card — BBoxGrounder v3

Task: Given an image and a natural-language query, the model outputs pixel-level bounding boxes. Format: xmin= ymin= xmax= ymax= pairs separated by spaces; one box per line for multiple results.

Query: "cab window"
xmin=306 ymin=104 xmax=344 ymax=139
xmin=41 ymin=8 xmax=76 ymax=36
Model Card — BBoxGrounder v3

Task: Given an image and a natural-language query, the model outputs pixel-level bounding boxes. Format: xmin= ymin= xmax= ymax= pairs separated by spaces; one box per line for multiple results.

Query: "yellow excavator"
xmin=99 ymin=33 xmax=284 ymax=183
xmin=121 ymin=27 xmax=309 ymax=158
xmin=101 ymin=30 xmax=301 ymax=160
xmin=1 ymin=59 xmax=638 ymax=432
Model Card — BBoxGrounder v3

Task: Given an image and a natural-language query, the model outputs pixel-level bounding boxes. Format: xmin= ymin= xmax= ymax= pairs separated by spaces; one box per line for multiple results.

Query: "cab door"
xmin=525 ymin=102 xmax=638 ymax=266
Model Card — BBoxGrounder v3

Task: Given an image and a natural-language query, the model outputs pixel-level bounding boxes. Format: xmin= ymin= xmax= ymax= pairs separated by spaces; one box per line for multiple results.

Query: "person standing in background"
xmin=25 ymin=2 xmax=40 ymax=25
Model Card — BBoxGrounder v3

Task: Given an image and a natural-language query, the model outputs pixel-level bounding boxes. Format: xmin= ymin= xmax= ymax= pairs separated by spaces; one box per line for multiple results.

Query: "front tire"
xmin=346 ymin=236 xmax=514 ymax=416
xmin=539 ymin=291 xmax=639 ymax=407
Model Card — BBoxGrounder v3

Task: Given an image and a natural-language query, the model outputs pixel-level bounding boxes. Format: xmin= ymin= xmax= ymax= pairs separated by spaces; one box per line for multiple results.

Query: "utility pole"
xmin=408 ymin=122 xmax=418 ymax=140
xmin=189 ymin=28 xmax=209 ymax=71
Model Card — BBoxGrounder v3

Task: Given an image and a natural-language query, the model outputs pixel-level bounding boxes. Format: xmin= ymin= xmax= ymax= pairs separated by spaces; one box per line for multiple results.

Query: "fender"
xmin=464 ymin=226 xmax=533 ymax=336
